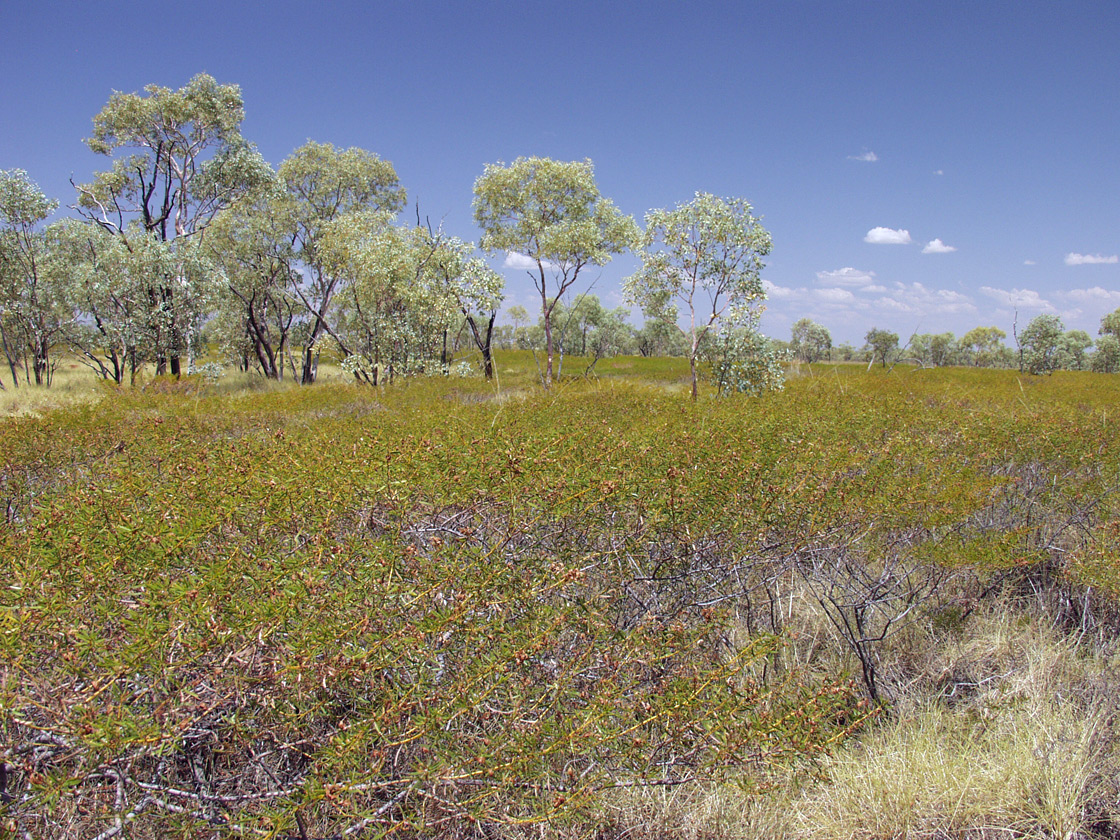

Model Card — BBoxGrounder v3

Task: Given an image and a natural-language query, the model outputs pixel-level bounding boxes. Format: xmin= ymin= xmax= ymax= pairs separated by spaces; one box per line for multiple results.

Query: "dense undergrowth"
xmin=1 ymin=356 xmax=1119 ymax=838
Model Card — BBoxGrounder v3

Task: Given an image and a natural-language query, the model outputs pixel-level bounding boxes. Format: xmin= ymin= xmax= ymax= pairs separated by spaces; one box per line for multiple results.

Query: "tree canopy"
xmin=625 ymin=192 xmax=773 ymax=399
xmin=474 ymin=156 xmax=637 ymax=387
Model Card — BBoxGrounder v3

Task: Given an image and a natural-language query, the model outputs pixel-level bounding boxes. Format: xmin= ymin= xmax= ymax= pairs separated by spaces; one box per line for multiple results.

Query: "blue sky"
xmin=2 ymin=1 xmax=1118 ymax=345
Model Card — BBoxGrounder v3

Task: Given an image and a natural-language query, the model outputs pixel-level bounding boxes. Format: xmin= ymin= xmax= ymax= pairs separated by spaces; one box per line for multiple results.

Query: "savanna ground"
xmin=2 ymin=352 xmax=1119 ymax=839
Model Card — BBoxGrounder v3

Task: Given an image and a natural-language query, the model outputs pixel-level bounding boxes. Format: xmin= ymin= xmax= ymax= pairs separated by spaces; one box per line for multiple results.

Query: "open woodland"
xmin=2 ymin=354 xmax=1119 ymax=839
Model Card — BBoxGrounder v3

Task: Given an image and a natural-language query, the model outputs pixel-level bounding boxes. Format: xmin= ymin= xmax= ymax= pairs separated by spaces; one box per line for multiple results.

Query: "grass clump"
xmin=791 ymin=608 xmax=1120 ymax=840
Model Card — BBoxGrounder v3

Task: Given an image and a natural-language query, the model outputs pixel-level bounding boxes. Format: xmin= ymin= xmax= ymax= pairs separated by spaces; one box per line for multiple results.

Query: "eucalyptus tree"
xmin=1099 ymin=307 xmax=1120 ymax=338
xmin=73 ymin=73 xmax=272 ymax=376
xmin=635 ymin=317 xmax=689 ymax=358
xmin=473 ymin=157 xmax=637 ymax=387
xmin=1093 ymin=309 xmax=1120 ymax=373
xmin=864 ymin=328 xmax=899 ymax=368
xmin=1092 ymin=335 xmax=1120 ymax=373
xmin=205 ymin=178 xmax=300 ymax=380
xmin=315 ymin=214 xmax=494 ymax=384
xmin=505 ymin=305 xmax=536 ymax=350
xmin=0 ymin=170 xmax=68 ymax=386
xmin=960 ymin=326 xmax=1008 ymax=367
xmin=51 ymin=220 xmax=203 ymax=385
xmin=422 ymin=232 xmax=504 ymax=379
xmin=1017 ymin=314 xmax=1064 ymax=374
xmin=624 ymin=192 xmax=773 ymax=399
xmin=1058 ymin=329 xmax=1092 ymax=371
xmin=909 ymin=332 xmax=957 ymax=367
xmin=790 ymin=318 xmax=832 ymax=363
xmin=278 ymin=141 xmax=406 ymax=383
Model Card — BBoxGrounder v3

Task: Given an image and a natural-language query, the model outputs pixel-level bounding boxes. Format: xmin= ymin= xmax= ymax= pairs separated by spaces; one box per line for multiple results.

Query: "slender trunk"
xmin=543 ymin=314 xmax=554 ymax=387
xmin=465 ymin=313 xmax=497 ymax=380
xmin=0 ymin=321 xmax=20 ymax=389
xmin=539 ymin=273 xmax=553 ymax=388
xmin=301 ymin=345 xmax=316 ymax=385
xmin=33 ymin=335 xmax=49 ymax=387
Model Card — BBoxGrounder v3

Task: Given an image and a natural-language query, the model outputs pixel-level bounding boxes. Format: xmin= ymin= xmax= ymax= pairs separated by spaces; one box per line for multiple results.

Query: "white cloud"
xmin=864 ymin=284 xmax=888 ymax=293
xmin=815 ymin=267 xmax=877 ymax=287
xmin=762 ymin=279 xmax=796 ymax=299
xmin=816 ymin=288 xmax=856 ymax=303
xmin=503 ymin=251 xmax=558 ymax=271
xmin=864 ymin=226 xmax=913 ymax=245
xmin=848 ymin=151 xmax=878 ymax=162
xmin=934 ymin=169 xmax=944 ymax=176
xmin=1060 ymin=286 xmax=1120 ymax=304
xmin=1023 ymin=259 xmax=1037 ymax=266
xmin=922 ymin=238 xmax=957 ymax=254
xmin=874 ymin=282 xmax=975 ymax=315
xmin=1065 ymin=252 xmax=1119 ymax=266
xmin=980 ymin=286 xmax=1055 ymax=311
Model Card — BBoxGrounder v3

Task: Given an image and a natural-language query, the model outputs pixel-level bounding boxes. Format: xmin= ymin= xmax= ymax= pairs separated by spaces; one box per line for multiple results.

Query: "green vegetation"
xmin=2 ymin=357 xmax=1119 ymax=838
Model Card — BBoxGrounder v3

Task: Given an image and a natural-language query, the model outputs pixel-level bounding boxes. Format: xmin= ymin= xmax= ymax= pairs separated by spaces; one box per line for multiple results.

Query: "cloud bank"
xmin=815 ymin=267 xmax=877 ymax=287
xmin=980 ymin=286 xmax=1055 ymax=312
xmin=848 ymin=151 xmax=878 ymax=162
xmin=1065 ymin=253 xmax=1119 ymax=266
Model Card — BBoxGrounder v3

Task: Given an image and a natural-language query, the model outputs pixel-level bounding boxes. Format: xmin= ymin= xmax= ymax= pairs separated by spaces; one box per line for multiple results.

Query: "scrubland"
xmin=2 ymin=354 xmax=1118 ymax=839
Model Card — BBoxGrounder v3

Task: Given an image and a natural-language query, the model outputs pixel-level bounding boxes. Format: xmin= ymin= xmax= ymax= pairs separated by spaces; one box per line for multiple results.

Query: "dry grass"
xmin=0 ymin=362 xmax=104 ymax=416
xmin=787 ymin=606 xmax=1120 ymax=840
xmin=593 ymin=598 xmax=1120 ymax=840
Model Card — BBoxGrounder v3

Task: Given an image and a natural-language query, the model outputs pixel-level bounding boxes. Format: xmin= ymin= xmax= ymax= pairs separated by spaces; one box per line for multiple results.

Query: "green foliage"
xmin=0 ymin=170 xmax=66 ymax=386
xmin=1092 ymin=334 xmax=1120 ymax=373
xmin=1059 ymin=329 xmax=1093 ymax=370
xmin=276 ymin=140 xmax=408 ymax=384
xmin=908 ymin=332 xmax=957 ymax=367
xmin=1099 ymin=307 xmax=1120 ymax=338
xmin=960 ymin=325 xmax=1009 ymax=367
xmin=625 ymin=192 xmax=772 ymax=399
xmin=72 ymin=74 xmax=272 ymax=378
xmin=706 ymin=311 xmax=786 ymax=396
xmin=864 ymin=327 xmax=899 ymax=367
xmin=474 ymin=157 xmax=638 ymax=387
xmin=1018 ymin=313 xmax=1065 ymax=374
xmin=790 ymin=318 xmax=831 ymax=363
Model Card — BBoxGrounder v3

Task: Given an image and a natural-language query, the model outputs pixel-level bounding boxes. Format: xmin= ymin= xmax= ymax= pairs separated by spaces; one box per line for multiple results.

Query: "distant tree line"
xmin=782 ymin=316 xmax=1120 ymax=374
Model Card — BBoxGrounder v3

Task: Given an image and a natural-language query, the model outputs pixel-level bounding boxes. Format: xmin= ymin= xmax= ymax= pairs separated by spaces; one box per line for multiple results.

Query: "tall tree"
xmin=318 ymin=211 xmax=446 ymax=384
xmin=865 ymin=328 xmax=899 ymax=368
xmin=1017 ymin=314 xmax=1064 ymax=374
xmin=0 ymin=170 xmax=67 ymax=386
xmin=473 ymin=157 xmax=637 ymax=388
xmin=1059 ymin=329 xmax=1093 ymax=371
xmin=278 ymin=141 xmax=406 ymax=384
xmin=422 ymin=232 xmax=504 ymax=379
xmin=52 ymin=220 xmax=197 ymax=385
xmin=960 ymin=326 xmax=1008 ymax=367
xmin=1099 ymin=307 xmax=1120 ymax=338
xmin=624 ymin=192 xmax=772 ymax=399
xmin=790 ymin=318 xmax=832 ymax=363
xmin=1092 ymin=335 xmax=1120 ymax=373
xmin=73 ymin=73 xmax=271 ymax=376
xmin=205 ymin=177 xmax=300 ymax=380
